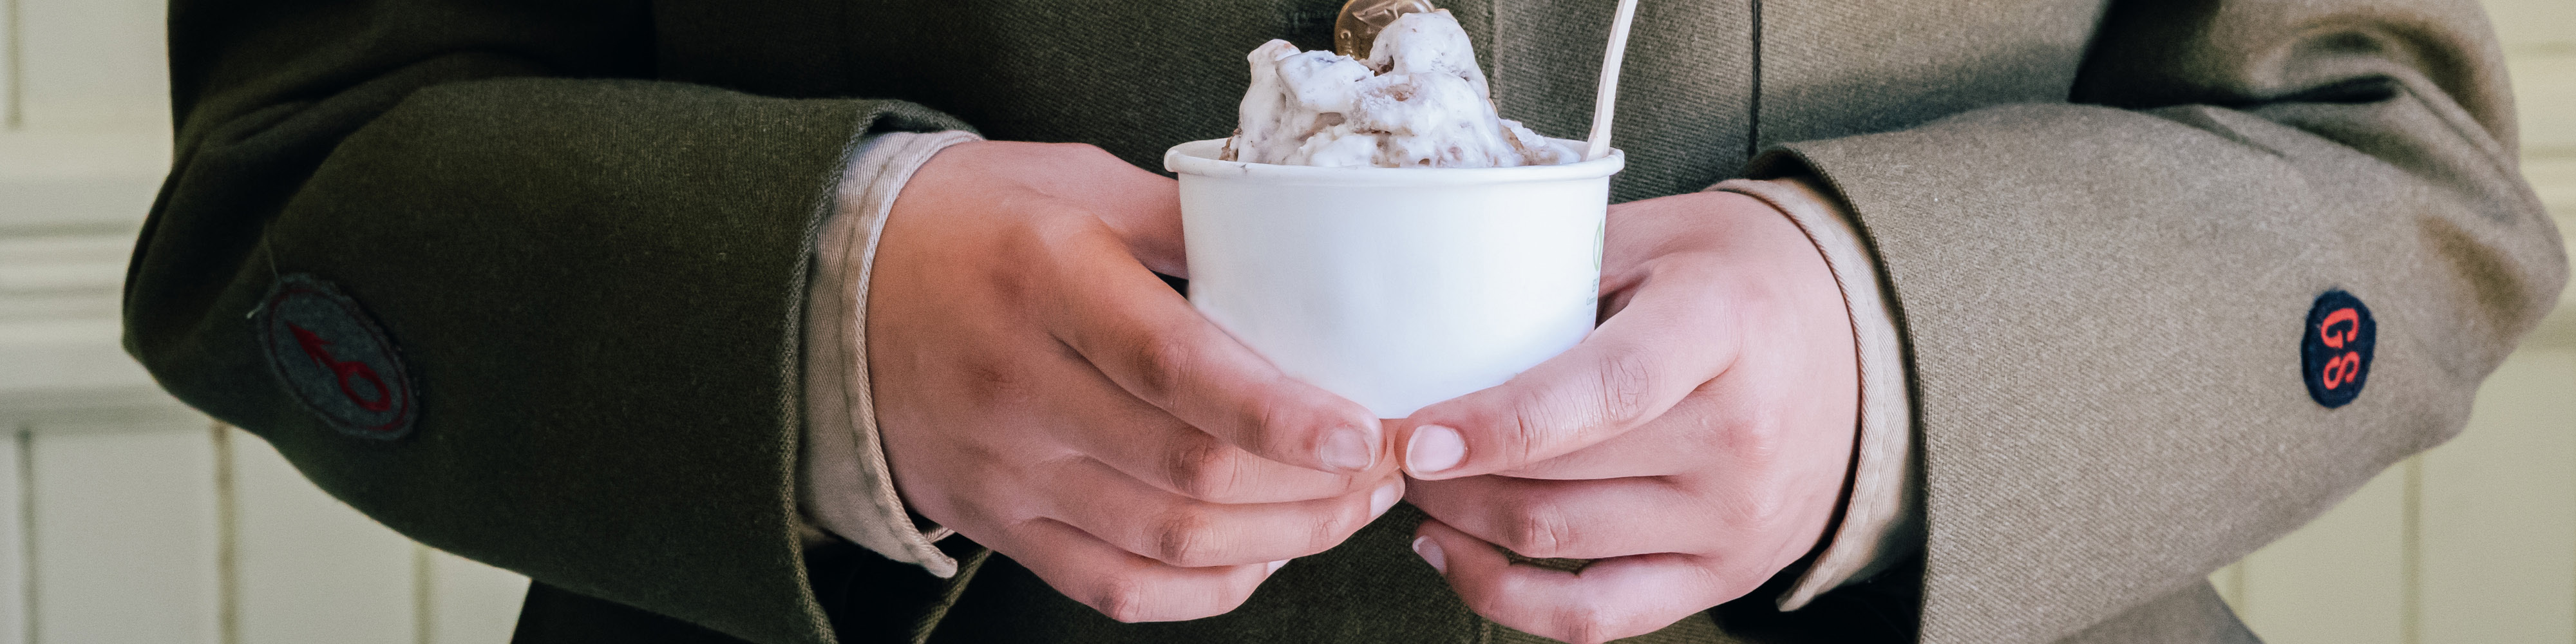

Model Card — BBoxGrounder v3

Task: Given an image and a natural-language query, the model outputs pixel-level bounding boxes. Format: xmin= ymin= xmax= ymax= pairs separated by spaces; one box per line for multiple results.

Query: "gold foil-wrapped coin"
xmin=1334 ymin=0 xmax=1437 ymax=58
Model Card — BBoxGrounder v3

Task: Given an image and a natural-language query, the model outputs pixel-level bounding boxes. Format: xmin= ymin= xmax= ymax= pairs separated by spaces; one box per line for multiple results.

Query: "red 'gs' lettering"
xmin=2320 ymin=351 xmax=2362 ymax=390
xmin=2320 ymin=308 xmax=2360 ymax=349
xmin=289 ymin=323 xmax=395 ymax=412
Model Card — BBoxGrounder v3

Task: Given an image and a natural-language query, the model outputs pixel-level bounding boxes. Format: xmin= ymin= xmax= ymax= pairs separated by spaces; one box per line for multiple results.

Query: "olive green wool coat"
xmin=130 ymin=0 xmax=2564 ymax=642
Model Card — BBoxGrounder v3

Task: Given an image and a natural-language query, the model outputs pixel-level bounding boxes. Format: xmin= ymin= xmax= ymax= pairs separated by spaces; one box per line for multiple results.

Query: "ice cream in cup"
xmin=1164 ymin=10 xmax=1624 ymax=418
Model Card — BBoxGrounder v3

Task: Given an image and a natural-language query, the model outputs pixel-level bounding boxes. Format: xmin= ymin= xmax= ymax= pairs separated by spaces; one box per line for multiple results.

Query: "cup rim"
xmin=1163 ymin=138 xmax=1625 ymax=185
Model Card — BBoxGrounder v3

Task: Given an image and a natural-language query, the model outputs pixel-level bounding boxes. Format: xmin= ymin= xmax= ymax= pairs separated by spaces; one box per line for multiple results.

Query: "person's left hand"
xmin=1394 ymin=189 xmax=1859 ymax=644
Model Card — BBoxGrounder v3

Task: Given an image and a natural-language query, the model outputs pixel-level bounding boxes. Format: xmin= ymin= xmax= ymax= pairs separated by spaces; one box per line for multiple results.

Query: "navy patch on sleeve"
xmin=255 ymin=274 xmax=417 ymax=439
xmin=2300 ymin=290 xmax=2374 ymax=409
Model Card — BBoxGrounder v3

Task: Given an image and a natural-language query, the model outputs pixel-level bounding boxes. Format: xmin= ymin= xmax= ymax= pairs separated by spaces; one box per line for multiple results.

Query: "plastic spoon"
xmin=1585 ymin=0 xmax=1641 ymax=160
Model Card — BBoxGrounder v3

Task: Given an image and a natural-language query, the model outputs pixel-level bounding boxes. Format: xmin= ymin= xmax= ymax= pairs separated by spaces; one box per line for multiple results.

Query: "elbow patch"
xmin=2301 ymin=289 xmax=2376 ymax=409
xmin=255 ymin=273 xmax=419 ymax=439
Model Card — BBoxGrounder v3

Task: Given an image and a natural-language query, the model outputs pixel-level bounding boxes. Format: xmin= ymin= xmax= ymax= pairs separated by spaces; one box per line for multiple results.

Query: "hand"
xmin=867 ymin=141 xmax=1406 ymax=622
xmin=1394 ymin=189 xmax=1858 ymax=643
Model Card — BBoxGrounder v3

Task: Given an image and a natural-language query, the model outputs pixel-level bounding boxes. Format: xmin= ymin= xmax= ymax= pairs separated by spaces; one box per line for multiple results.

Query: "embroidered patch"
xmin=2300 ymin=290 xmax=2374 ymax=409
xmin=256 ymin=274 xmax=417 ymax=439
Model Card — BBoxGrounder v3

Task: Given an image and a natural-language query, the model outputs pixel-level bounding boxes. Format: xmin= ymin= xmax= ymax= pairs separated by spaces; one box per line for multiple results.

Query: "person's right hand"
xmin=866 ymin=140 xmax=1406 ymax=622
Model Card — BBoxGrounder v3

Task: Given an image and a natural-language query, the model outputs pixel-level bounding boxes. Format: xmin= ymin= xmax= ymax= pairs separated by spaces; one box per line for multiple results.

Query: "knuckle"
xmin=989 ymin=223 xmax=1066 ymax=297
xmin=1329 ymin=472 xmax=1375 ymax=497
xmin=1498 ymin=350 xmax=1667 ymax=465
xmin=1024 ymin=210 xmax=1115 ymax=264
xmin=1595 ymin=350 xmax=1662 ymax=426
xmin=1126 ymin=331 xmax=1200 ymax=401
xmin=1499 ymin=502 xmax=1581 ymax=558
xmin=1303 ymin=500 xmax=1367 ymax=551
xmin=1303 ymin=516 xmax=1342 ymax=554
xmin=1149 ymin=509 xmax=1227 ymax=566
xmin=1672 ymin=412 xmax=1730 ymax=453
xmin=1090 ymin=572 xmax=1164 ymax=623
xmin=1551 ymin=604 xmax=1640 ymax=644
xmin=981 ymin=247 xmax=1039 ymax=301
xmin=956 ymin=356 xmax=1036 ymax=406
xmin=1722 ymin=486 xmax=1794 ymax=531
xmin=1161 ymin=440 xmax=1255 ymax=502
xmin=1234 ymin=392 xmax=1294 ymax=451
xmin=1716 ymin=417 xmax=1788 ymax=468
xmin=1499 ymin=407 xmax=1552 ymax=466
xmin=1557 ymin=614 xmax=1608 ymax=644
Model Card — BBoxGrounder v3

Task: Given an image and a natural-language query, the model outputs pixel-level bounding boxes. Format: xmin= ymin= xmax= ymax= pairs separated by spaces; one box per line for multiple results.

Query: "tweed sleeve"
xmin=130 ymin=3 xmax=971 ymax=644
xmin=1739 ymin=1 xmax=2566 ymax=643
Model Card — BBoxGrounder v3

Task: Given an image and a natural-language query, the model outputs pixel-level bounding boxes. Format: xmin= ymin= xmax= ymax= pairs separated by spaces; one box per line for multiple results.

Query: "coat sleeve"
xmin=1741 ymin=0 xmax=2566 ymax=642
xmin=129 ymin=3 xmax=969 ymax=643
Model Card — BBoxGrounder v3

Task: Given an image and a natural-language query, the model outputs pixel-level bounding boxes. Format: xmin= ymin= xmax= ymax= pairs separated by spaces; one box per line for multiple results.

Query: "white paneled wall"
xmin=2423 ymin=352 xmax=2576 ymax=642
xmin=28 ymin=421 xmax=223 ymax=644
xmin=423 ymin=548 xmax=534 ymax=644
xmin=14 ymin=0 xmax=166 ymax=129
xmin=0 ymin=433 xmax=24 ymax=644
xmin=0 ymin=417 xmax=530 ymax=644
xmin=2 ymin=0 xmax=17 ymax=129
xmin=0 ymin=0 xmax=531 ymax=641
xmin=232 ymin=426 xmax=448 ymax=644
xmin=223 ymin=425 xmax=525 ymax=644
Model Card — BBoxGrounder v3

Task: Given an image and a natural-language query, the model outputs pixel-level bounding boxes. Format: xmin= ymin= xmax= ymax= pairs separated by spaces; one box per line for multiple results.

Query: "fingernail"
xmin=1406 ymin=425 xmax=1466 ymax=475
xmin=1412 ymin=536 xmax=1446 ymax=574
xmin=1321 ymin=427 xmax=1375 ymax=471
xmin=1266 ymin=559 xmax=1291 ymax=574
xmin=1368 ymin=482 xmax=1401 ymax=518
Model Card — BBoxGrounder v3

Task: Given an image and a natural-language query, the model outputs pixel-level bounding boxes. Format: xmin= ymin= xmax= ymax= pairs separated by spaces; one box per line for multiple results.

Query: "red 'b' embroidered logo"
xmin=256 ymin=274 xmax=417 ymax=439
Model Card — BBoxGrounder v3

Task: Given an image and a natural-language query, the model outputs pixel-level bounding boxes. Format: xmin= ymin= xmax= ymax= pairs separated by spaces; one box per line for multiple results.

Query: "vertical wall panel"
xmin=2233 ymin=465 xmax=2410 ymax=644
xmin=2481 ymin=0 xmax=2576 ymax=50
xmin=27 ymin=421 xmax=218 ymax=644
xmin=12 ymin=0 xmax=164 ymax=129
xmin=2506 ymin=54 xmax=2576 ymax=154
xmin=2482 ymin=0 xmax=2576 ymax=150
xmin=0 ymin=236 xmax=158 ymax=397
xmin=229 ymin=426 xmax=417 ymax=644
xmin=424 ymin=547 xmax=528 ymax=644
xmin=2418 ymin=349 xmax=2576 ymax=643
xmin=0 ymin=430 xmax=24 ymax=644
xmin=2210 ymin=564 xmax=2243 ymax=609
xmin=2539 ymin=158 xmax=2576 ymax=215
xmin=3 ymin=0 xmax=19 ymax=129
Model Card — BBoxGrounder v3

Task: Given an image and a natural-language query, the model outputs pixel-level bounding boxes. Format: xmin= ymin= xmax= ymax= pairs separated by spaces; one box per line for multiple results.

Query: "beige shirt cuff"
xmin=1709 ymin=177 xmax=1922 ymax=611
xmin=800 ymin=129 xmax=983 ymax=578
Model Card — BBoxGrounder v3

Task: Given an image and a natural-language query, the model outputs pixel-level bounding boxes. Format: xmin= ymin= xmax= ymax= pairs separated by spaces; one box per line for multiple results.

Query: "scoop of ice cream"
xmin=1222 ymin=10 xmax=1573 ymax=168
xmin=1361 ymin=10 xmax=1488 ymax=99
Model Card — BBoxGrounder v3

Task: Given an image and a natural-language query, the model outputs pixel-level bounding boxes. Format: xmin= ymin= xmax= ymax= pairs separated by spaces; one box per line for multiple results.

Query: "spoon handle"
xmin=1584 ymin=0 xmax=1640 ymax=161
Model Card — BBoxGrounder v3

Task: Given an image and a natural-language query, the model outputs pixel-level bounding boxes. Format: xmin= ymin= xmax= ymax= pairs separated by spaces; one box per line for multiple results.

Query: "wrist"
xmin=1707 ymin=176 xmax=1922 ymax=609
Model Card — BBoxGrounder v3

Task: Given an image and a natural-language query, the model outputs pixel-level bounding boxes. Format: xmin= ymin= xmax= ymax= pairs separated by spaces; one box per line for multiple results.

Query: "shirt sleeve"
xmin=1709 ymin=177 xmax=1922 ymax=611
xmin=799 ymin=130 xmax=985 ymax=577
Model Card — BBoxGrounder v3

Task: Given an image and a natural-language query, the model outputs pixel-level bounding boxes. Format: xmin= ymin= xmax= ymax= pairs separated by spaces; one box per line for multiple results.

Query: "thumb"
xmin=1395 ymin=283 xmax=1734 ymax=479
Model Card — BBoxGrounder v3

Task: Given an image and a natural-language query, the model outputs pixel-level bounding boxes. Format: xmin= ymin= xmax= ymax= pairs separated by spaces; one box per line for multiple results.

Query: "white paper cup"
xmin=1164 ymin=138 xmax=1625 ymax=417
